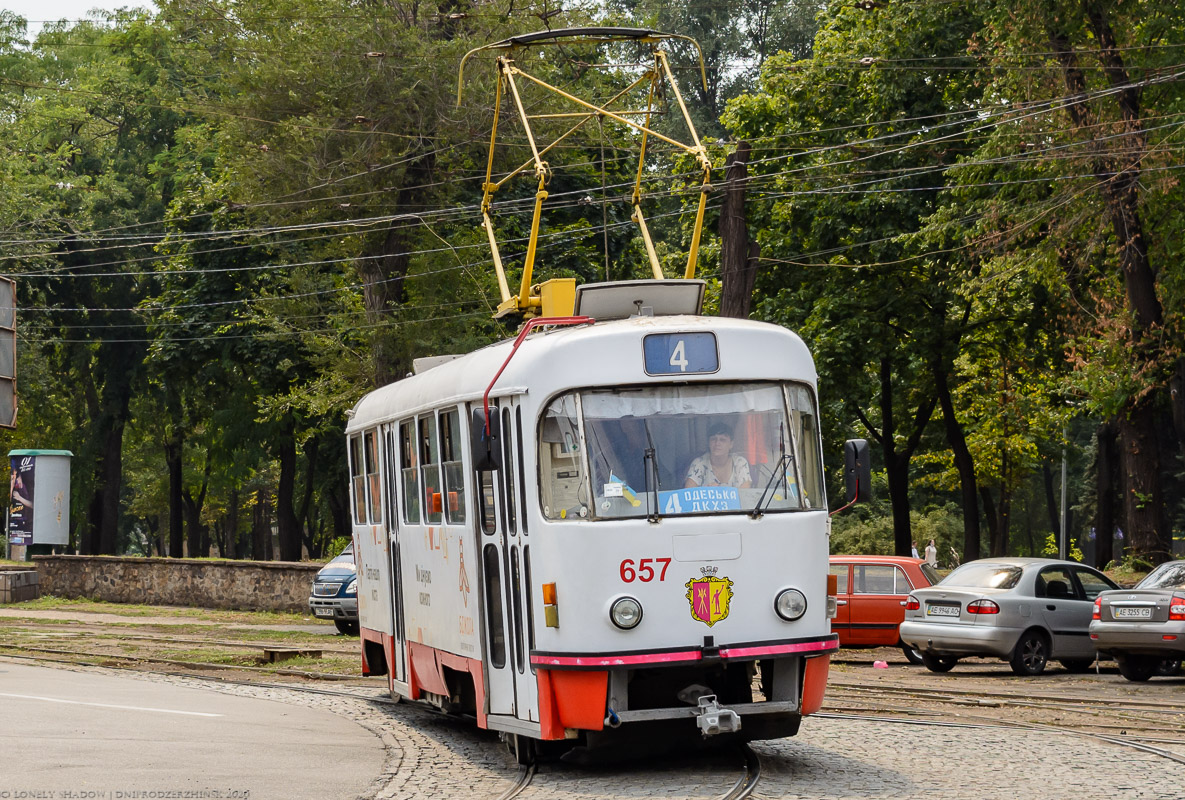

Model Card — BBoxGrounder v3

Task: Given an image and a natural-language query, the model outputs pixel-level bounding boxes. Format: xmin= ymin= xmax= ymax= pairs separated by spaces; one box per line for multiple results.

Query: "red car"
xmin=829 ymin=555 xmax=941 ymax=664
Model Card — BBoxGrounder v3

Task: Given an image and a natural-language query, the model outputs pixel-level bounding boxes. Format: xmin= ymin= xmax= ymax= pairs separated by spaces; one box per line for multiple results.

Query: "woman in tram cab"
xmin=684 ymin=421 xmax=753 ymax=489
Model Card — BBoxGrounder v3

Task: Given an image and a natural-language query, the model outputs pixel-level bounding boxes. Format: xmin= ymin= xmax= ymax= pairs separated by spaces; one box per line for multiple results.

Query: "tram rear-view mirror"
xmin=471 ymin=407 xmax=502 ymax=471
xmin=844 ymin=439 xmax=872 ymax=504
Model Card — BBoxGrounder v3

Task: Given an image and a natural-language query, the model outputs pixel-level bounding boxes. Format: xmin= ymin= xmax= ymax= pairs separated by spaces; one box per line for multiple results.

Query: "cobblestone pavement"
xmin=113 ymin=666 xmax=1181 ymax=800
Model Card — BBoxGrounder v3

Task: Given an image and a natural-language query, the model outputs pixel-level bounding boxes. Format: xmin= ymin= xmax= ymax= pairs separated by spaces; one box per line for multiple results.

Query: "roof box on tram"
xmin=573 ymin=279 xmax=706 ymax=321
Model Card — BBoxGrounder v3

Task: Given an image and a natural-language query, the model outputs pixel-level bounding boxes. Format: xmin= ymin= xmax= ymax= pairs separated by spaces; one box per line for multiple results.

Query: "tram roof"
xmin=346 ymin=315 xmax=815 ymax=432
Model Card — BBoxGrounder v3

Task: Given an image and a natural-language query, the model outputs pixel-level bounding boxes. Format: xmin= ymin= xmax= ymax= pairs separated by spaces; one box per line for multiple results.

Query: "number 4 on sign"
xmin=669 ymin=339 xmax=688 ymax=372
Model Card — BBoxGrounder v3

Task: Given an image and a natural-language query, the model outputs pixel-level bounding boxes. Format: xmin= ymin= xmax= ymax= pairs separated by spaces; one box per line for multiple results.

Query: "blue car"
xmin=308 ymin=542 xmax=359 ymax=635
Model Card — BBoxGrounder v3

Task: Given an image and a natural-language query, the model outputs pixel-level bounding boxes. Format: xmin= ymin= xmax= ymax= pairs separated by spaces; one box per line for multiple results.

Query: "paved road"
xmin=0 ymin=662 xmax=384 ymax=799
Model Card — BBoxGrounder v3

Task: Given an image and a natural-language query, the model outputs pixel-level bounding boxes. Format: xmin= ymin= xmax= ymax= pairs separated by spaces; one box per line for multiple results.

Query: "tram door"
xmin=383 ymin=426 xmax=408 ymax=685
xmin=477 ymin=400 xmax=539 ymax=723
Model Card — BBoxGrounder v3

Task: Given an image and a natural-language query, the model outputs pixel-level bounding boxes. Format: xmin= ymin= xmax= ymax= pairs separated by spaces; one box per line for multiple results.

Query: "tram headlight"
xmin=775 ymin=588 xmax=808 ymax=621
xmin=610 ymin=596 xmax=643 ymax=630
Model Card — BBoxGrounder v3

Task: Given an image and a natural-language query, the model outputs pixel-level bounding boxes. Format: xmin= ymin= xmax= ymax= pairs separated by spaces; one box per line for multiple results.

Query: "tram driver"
xmin=684 ymin=421 xmax=752 ymax=489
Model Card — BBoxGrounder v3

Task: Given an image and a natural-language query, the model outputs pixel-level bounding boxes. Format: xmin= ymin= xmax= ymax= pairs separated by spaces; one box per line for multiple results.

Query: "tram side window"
xmin=364 ymin=430 xmax=382 ymax=524
xmin=420 ymin=414 xmax=443 ymax=525
xmin=349 ymin=435 xmax=367 ymax=524
xmin=478 ymin=471 xmax=497 ymax=535
xmin=785 ymin=384 xmax=825 ymax=509
xmin=483 ymin=544 xmax=506 ymax=669
xmin=399 ymin=420 xmax=420 ymax=525
xmin=538 ymin=393 xmax=585 ymax=521
xmin=440 ymin=408 xmax=466 ymax=525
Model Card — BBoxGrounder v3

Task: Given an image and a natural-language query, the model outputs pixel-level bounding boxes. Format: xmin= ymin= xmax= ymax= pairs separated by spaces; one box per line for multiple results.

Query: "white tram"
xmin=346 ymin=281 xmax=863 ymax=758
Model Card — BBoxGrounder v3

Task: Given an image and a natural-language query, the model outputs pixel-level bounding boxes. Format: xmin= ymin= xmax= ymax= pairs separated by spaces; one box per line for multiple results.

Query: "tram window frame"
xmin=419 ymin=414 xmax=443 ymax=525
xmin=510 ymin=545 xmax=525 ymax=674
xmin=785 ymin=383 xmax=826 ymax=509
xmin=384 ymin=429 xmax=398 ymax=529
xmin=349 ymin=434 xmax=367 ymax=525
xmin=516 ymin=407 xmax=528 ymax=535
xmin=399 ymin=420 xmax=421 ymax=525
xmin=440 ymin=408 xmax=466 ymax=525
xmin=483 ymin=544 xmax=507 ymax=669
xmin=501 ymin=407 xmax=517 ymax=534
xmin=523 ymin=544 xmax=536 ymax=674
xmin=364 ymin=430 xmax=382 ymax=524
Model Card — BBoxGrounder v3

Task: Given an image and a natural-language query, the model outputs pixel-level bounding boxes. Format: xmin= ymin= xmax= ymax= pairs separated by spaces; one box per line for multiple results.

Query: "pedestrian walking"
xmin=924 ymin=539 xmax=938 ymax=568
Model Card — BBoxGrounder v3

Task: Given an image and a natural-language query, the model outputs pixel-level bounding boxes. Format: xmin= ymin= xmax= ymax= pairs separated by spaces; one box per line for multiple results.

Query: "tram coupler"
xmin=695 ymin=694 xmax=741 ymax=736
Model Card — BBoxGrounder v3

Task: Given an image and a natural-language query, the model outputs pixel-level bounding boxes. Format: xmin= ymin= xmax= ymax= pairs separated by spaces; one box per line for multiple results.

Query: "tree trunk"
xmin=720 ymin=142 xmax=758 ymax=319
xmin=980 ymin=487 xmax=999 ymax=556
xmin=855 ymin=357 xmax=935 ymax=557
xmin=225 ymin=489 xmax=239 ymax=560
xmin=934 ymin=360 xmax=979 ymax=563
xmin=275 ymin=419 xmax=302 ymax=562
xmin=1094 ymin=421 xmax=1117 ymax=568
xmin=165 ymin=394 xmax=184 ymax=558
xmin=359 ymin=161 xmax=433 ymax=386
xmin=1117 ymin=408 xmax=1168 ymax=564
xmin=298 ymin=437 xmax=320 ymax=558
xmin=183 ymin=450 xmax=211 ymax=558
xmin=1049 ymin=12 xmax=1168 ymax=564
xmin=252 ymin=489 xmax=273 ymax=561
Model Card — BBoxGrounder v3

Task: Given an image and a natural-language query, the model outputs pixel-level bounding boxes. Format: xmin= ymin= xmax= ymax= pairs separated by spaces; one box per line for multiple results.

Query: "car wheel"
xmin=1009 ymin=630 xmax=1049 ymax=676
xmin=1155 ymin=659 xmax=1182 ymax=677
xmin=335 ymin=619 xmax=359 ymax=636
xmin=1059 ymin=658 xmax=1094 ymax=673
xmin=900 ymin=643 xmax=925 ymax=666
xmin=1115 ymin=654 xmax=1156 ymax=682
xmin=921 ymin=653 xmax=957 ymax=673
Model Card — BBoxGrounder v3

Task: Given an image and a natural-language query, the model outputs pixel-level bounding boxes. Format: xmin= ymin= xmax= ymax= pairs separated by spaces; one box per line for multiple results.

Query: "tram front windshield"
xmin=538 ymin=382 xmax=824 ymax=521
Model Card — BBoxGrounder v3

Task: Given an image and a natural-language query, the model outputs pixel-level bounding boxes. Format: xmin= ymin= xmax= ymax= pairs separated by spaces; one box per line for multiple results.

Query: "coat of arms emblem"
xmin=685 ymin=566 xmax=733 ymax=627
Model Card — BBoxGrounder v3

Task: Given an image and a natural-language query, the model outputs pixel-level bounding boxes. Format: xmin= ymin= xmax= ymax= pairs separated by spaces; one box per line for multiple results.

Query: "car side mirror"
xmin=471 ymin=407 xmax=502 ymax=472
xmin=844 ymin=439 xmax=871 ymax=504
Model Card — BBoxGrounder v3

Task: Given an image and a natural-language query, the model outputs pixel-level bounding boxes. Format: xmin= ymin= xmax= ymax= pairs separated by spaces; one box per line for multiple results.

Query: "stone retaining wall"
xmin=32 ymin=555 xmax=322 ymax=612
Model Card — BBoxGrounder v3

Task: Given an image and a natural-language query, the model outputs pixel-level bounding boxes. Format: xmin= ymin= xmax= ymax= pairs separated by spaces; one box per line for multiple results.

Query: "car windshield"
xmin=940 ymin=562 xmax=1023 ymax=589
xmin=537 ymin=381 xmax=824 ymax=520
xmin=1138 ymin=561 xmax=1185 ymax=590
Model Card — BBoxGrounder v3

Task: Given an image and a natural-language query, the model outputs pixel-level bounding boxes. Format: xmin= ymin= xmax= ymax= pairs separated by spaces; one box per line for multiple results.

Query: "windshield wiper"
xmin=751 ymin=453 xmax=791 ymax=518
xmin=643 ymin=423 xmax=661 ymax=522
xmin=751 ymin=423 xmax=793 ymax=518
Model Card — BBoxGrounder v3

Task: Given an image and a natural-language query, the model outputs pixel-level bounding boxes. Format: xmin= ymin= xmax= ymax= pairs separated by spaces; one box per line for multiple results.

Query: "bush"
xmin=831 ymin=502 xmax=965 ymax=568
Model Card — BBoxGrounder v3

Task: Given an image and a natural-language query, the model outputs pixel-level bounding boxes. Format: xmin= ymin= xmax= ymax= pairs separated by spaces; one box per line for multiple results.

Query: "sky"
xmin=3 ymin=0 xmax=155 ymax=37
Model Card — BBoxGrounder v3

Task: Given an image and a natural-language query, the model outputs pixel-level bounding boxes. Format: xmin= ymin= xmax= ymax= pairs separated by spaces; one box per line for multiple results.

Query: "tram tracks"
xmin=823 ymin=679 xmax=1185 ymax=765
xmin=8 ymin=631 xmax=1183 ymax=793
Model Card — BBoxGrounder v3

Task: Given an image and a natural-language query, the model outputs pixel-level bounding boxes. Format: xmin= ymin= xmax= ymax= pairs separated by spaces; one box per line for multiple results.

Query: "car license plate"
xmin=926 ymin=604 xmax=960 ymax=617
xmin=1113 ymin=606 xmax=1152 ymax=620
xmin=314 ymin=607 xmax=335 ymax=618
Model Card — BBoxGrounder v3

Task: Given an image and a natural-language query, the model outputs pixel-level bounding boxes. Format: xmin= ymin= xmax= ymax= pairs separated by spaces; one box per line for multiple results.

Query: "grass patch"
xmin=12 ymin=595 xmax=320 ymax=625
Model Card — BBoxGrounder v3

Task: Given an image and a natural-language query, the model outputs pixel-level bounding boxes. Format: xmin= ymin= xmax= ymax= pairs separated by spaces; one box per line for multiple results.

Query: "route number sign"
xmin=643 ymin=333 xmax=718 ymax=375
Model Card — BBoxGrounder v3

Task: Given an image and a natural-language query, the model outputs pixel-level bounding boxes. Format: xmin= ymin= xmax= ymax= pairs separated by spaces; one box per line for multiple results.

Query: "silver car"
xmin=1089 ymin=560 xmax=1185 ymax=681
xmin=899 ymin=557 xmax=1118 ymax=676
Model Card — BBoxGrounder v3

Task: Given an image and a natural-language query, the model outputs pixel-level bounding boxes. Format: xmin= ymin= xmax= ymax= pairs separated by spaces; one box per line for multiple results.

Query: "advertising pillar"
xmin=8 ymin=449 xmax=72 ymax=553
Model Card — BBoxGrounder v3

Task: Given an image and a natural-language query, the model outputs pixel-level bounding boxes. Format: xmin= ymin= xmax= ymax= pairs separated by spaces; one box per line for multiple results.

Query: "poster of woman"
xmin=9 ymin=455 xmax=35 ymax=545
